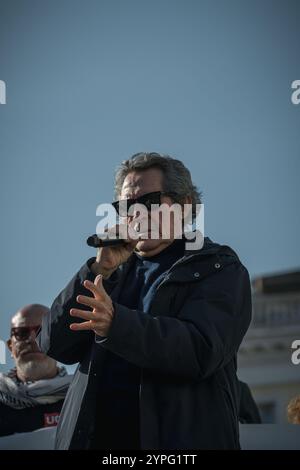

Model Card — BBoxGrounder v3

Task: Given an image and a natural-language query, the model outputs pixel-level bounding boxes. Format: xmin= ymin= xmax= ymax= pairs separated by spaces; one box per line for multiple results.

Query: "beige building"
xmin=238 ymin=270 xmax=300 ymax=423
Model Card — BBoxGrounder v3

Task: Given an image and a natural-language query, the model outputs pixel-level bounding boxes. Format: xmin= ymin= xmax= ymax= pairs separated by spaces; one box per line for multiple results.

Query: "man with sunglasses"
xmin=38 ymin=152 xmax=252 ymax=450
xmin=0 ymin=304 xmax=72 ymax=437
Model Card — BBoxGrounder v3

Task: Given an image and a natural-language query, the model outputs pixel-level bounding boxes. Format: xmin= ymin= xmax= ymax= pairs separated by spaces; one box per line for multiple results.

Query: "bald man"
xmin=0 ymin=304 xmax=72 ymax=437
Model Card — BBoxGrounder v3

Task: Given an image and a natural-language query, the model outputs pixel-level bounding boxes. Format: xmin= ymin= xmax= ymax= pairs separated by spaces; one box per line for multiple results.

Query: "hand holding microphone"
xmin=88 ymin=224 xmax=139 ymax=279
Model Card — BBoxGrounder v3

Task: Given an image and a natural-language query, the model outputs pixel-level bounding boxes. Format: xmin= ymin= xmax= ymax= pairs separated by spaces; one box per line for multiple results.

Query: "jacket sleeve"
xmin=98 ymin=261 xmax=252 ymax=380
xmin=37 ymin=258 xmax=118 ymax=365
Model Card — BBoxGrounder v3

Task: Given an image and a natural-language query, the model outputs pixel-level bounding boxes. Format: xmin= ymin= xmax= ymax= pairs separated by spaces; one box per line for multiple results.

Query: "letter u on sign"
xmin=44 ymin=412 xmax=60 ymax=427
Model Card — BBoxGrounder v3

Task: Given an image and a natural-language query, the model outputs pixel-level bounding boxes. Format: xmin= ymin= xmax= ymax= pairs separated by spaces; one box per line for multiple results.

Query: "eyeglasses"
xmin=10 ymin=326 xmax=41 ymax=341
xmin=112 ymin=191 xmax=179 ymax=216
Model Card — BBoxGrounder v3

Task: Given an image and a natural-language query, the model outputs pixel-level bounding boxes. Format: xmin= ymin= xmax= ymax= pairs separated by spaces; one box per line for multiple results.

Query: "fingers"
xmin=71 ymin=275 xmax=114 ymax=336
xmin=83 ymin=278 xmax=106 ymax=300
xmin=70 ymin=308 xmax=95 ymax=321
xmin=76 ymin=295 xmax=102 ymax=310
xmin=70 ymin=315 xmax=110 ymax=334
xmin=94 ymin=274 xmax=107 ymax=294
xmin=70 ymin=307 xmax=111 ymax=321
xmin=83 ymin=275 xmax=110 ymax=301
xmin=76 ymin=295 xmax=113 ymax=317
xmin=70 ymin=321 xmax=96 ymax=331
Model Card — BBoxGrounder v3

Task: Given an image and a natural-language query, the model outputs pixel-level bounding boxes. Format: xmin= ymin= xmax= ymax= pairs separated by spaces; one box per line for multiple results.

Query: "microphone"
xmin=86 ymin=234 xmax=126 ymax=248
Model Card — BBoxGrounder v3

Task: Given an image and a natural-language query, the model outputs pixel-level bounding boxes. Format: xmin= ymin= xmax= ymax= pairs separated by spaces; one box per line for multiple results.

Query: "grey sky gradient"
xmin=0 ymin=0 xmax=299 ymax=371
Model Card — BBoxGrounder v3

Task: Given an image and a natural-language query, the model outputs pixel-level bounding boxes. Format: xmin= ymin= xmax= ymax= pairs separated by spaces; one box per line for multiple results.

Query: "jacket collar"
xmin=120 ymin=232 xmax=239 ymax=275
xmin=107 ymin=233 xmax=240 ymax=296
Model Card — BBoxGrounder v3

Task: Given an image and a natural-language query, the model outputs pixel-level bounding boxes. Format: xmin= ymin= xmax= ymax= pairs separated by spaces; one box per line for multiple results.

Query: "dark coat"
xmin=238 ymin=381 xmax=261 ymax=424
xmin=0 ymin=400 xmax=64 ymax=437
xmin=38 ymin=237 xmax=252 ymax=449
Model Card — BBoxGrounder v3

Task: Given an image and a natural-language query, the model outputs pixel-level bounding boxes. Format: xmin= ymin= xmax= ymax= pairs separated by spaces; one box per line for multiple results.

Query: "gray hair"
xmin=114 ymin=152 xmax=202 ymax=218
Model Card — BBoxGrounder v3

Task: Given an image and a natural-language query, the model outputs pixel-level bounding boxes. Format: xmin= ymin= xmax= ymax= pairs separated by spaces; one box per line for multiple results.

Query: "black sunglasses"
xmin=11 ymin=326 xmax=40 ymax=341
xmin=112 ymin=191 xmax=179 ymax=216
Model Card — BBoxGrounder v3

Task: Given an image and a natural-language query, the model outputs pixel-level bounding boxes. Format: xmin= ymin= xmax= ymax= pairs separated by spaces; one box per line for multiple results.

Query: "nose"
xmin=28 ymin=329 xmax=38 ymax=341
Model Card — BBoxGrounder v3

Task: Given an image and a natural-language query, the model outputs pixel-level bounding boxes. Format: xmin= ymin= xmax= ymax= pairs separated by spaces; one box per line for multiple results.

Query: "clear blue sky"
xmin=1 ymin=0 xmax=299 ymax=371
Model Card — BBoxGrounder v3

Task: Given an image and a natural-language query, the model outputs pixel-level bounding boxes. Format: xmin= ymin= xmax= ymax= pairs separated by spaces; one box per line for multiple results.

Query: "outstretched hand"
xmin=70 ymin=274 xmax=114 ymax=337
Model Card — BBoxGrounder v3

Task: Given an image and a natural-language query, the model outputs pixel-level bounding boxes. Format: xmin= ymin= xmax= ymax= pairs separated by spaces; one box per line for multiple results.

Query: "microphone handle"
xmin=86 ymin=234 xmax=126 ymax=248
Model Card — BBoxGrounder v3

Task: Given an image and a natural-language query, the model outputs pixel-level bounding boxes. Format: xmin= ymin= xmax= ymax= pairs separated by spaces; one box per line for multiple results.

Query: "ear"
xmin=6 ymin=338 xmax=12 ymax=352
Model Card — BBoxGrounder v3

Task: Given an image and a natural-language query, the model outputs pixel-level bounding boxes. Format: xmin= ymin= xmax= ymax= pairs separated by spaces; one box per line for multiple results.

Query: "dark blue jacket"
xmin=38 ymin=236 xmax=252 ymax=449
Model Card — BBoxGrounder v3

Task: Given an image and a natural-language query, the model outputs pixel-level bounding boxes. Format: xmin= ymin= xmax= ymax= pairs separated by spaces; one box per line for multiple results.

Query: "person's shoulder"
xmin=204 ymin=237 xmax=249 ymax=271
xmin=0 ymin=369 xmax=15 ymax=386
xmin=216 ymin=243 xmax=250 ymax=282
xmin=188 ymin=236 xmax=250 ymax=283
xmin=185 ymin=235 xmax=240 ymax=263
xmin=203 ymin=237 xmax=240 ymax=260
